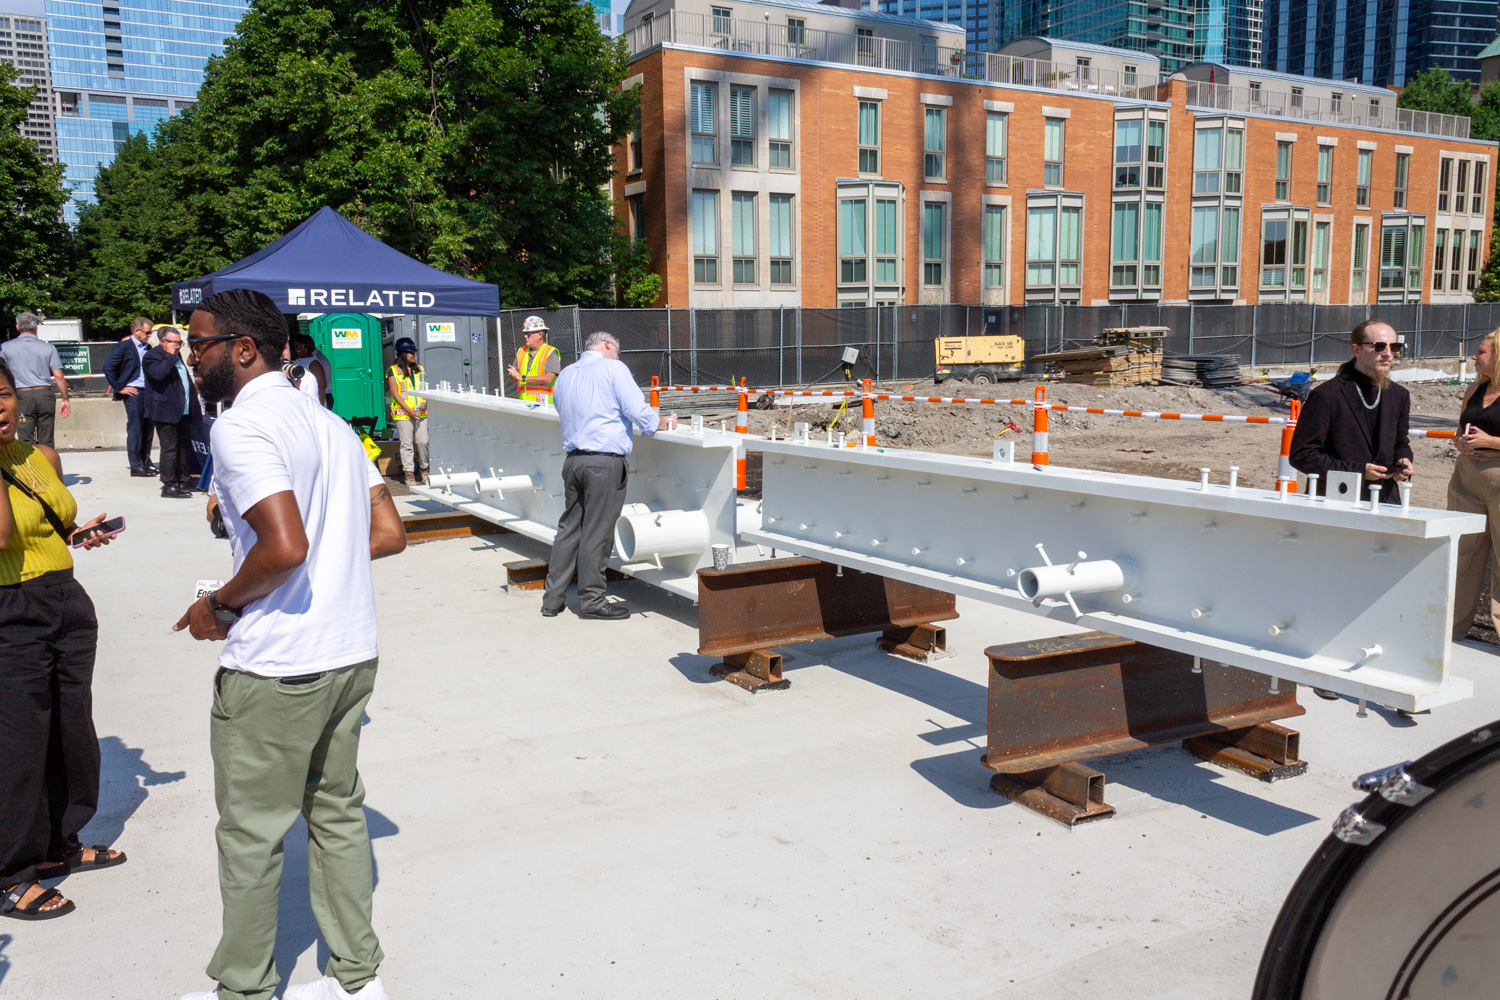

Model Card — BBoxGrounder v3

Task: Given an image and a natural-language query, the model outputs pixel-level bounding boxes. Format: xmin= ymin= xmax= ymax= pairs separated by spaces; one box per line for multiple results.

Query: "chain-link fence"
xmin=489 ymin=302 xmax=1500 ymax=389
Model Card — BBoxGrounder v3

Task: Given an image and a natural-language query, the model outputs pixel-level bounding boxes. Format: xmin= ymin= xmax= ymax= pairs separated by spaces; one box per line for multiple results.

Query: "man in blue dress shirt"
xmin=542 ymin=331 xmax=676 ymax=621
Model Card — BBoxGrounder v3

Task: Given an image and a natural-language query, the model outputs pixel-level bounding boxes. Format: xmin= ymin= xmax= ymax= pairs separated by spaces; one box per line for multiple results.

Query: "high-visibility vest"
xmin=388 ymin=364 xmax=426 ymax=420
xmin=517 ymin=343 xmax=558 ymax=403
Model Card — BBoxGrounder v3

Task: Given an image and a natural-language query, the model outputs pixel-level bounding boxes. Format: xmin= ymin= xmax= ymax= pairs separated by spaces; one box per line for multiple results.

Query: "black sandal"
xmin=66 ymin=845 xmax=127 ymax=873
xmin=2 ymin=881 xmax=75 ymax=920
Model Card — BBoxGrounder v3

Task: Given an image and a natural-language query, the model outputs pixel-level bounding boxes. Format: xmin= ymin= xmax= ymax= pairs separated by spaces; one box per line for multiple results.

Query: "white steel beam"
xmin=744 ymin=437 xmax=1483 ymax=712
xmin=406 ymin=388 xmax=742 ymax=600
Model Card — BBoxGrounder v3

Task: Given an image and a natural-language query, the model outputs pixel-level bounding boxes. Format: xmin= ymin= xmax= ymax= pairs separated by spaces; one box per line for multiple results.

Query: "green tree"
xmin=184 ymin=0 xmax=636 ymax=307
xmin=66 ymin=118 xmax=230 ymax=332
xmin=1398 ymin=67 xmax=1476 ymax=118
xmin=616 ymin=234 xmax=662 ymax=308
xmin=0 ymin=64 xmax=70 ymax=321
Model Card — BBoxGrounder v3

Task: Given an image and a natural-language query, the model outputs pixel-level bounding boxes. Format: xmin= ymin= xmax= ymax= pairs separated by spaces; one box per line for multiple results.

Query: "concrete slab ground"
xmin=7 ymin=450 xmax=1500 ymax=999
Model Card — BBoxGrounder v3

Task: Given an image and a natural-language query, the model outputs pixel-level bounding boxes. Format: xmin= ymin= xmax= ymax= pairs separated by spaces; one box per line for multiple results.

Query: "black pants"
xmin=0 ymin=569 xmax=100 ymax=890
xmin=17 ymin=387 xmax=55 ymax=449
xmin=155 ymin=416 xmax=194 ymax=486
xmin=543 ymin=454 xmax=627 ymax=613
xmin=122 ymin=392 xmax=154 ymax=472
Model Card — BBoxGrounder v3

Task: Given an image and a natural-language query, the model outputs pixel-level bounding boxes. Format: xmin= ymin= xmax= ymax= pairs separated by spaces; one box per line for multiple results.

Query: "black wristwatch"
xmin=208 ymin=591 xmax=243 ymax=625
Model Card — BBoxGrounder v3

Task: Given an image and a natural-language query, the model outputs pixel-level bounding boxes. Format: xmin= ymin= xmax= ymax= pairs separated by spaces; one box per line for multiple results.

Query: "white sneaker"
xmin=284 ymin=975 xmax=388 ymax=1000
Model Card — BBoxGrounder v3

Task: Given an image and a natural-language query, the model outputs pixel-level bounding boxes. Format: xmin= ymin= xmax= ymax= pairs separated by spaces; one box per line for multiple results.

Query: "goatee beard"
xmin=199 ymin=352 xmax=237 ymax=404
xmin=1370 ymin=369 xmax=1391 ymax=390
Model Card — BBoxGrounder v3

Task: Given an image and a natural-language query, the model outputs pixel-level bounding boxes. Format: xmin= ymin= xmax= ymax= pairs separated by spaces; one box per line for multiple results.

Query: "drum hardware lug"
xmin=1353 ymin=761 xmax=1435 ymax=806
xmin=1331 ymin=805 xmax=1387 ymax=846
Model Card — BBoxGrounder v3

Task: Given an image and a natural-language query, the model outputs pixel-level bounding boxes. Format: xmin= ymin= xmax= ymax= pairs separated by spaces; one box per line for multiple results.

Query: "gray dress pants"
xmin=543 ymin=454 xmax=627 ymax=613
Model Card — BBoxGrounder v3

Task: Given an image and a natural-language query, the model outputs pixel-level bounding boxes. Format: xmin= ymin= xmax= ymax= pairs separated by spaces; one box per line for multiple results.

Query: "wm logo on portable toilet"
xmin=331 ymin=327 xmax=362 ymax=349
xmin=426 ymin=322 xmax=456 ymax=342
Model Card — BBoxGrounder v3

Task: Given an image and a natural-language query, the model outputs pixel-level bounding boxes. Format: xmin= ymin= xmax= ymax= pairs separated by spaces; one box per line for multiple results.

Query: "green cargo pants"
xmin=206 ymin=658 xmax=384 ymax=1000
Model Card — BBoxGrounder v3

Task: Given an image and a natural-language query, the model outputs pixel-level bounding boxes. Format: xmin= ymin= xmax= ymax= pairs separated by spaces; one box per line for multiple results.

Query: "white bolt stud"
xmin=1361 ymin=644 xmax=1384 ymax=659
xmin=1369 ymin=484 xmax=1382 ymax=512
xmin=1306 ymin=473 xmax=1320 ymax=497
xmin=1269 ymin=620 xmax=1293 ymax=636
xmin=1198 ymin=522 xmax=1218 ymax=533
xmin=1126 ymin=511 xmax=1148 ymax=522
xmin=1191 ymin=607 xmax=1212 ymax=619
xmin=1275 ymin=532 xmax=1297 ymax=544
xmin=1400 ymin=481 xmax=1412 ymax=514
xmin=1364 ymin=547 xmax=1387 ymax=558
xmin=1270 ymin=676 xmax=1280 ymax=694
xmin=911 ymin=547 xmax=927 ymax=556
xmin=1192 ymin=655 xmax=1203 ymax=674
xmin=1121 ymin=593 xmax=1143 ymax=604
xmin=1228 ymin=466 xmax=1239 ymax=491
xmin=1199 ymin=468 xmax=1211 ymax=490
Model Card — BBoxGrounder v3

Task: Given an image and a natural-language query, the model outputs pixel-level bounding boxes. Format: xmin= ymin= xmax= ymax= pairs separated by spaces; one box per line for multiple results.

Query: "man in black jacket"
xmin=103 ymin=317 xmax=157 ymax=477
xmin=142 ymin=326 xmax=202 ymax=498
xmin=1289 ymin=319 xmax=1413 ymax=506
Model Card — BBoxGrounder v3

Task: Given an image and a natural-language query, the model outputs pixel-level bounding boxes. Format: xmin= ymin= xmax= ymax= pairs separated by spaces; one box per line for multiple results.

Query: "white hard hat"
xmin=522 ymin=315 xmax=549 ymax=334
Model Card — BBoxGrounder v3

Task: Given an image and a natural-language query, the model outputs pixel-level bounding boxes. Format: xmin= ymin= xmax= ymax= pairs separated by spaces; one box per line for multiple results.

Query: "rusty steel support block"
xmin=990 ymin=763 xmax=1116 ymax=827
xmin=877 ymin=623 xmax=948 ymax=663
xmin=401 ymin=511 xmax=510 ymax=545
xmin=982 ymin=631 xmax=1307 ymax=823
xmin=696 ymin=557 xmax=958 ymax=691
xmin=505 ymin=558 xmax=549 ymax=591
xmin=711 ymin=649 xmax=790 ymax=693
xmin=1184 ymin=722 xmax=1308 ymax=781
xmin=505 ymin=559 xmax=627 ymax=593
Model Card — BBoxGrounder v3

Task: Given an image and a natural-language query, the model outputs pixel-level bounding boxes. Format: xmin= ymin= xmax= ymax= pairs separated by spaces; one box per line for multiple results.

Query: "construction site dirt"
xmin=730 ymin=378 xmax=1467 ymax=511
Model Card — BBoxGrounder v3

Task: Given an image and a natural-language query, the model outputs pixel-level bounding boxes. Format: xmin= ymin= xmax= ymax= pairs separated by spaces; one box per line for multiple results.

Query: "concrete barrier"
xmin=54 ymin=396 xmax=126 ymax=451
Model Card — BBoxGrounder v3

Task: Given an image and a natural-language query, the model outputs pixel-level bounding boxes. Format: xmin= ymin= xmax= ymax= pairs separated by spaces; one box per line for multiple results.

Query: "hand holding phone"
xmin=71 ymin=515 xmax=125 ymax=549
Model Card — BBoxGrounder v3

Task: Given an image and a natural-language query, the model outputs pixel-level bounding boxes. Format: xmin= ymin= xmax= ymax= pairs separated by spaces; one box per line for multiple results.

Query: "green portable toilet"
xmin=300 ymin=313 xmax=386 ymax=435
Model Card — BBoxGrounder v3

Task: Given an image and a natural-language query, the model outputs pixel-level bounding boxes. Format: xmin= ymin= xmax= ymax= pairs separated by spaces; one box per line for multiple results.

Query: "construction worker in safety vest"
xmin=386 ymin=337 xmax=429 ymax=487
xmin=508 ymin=315 xmax=561 ymax=403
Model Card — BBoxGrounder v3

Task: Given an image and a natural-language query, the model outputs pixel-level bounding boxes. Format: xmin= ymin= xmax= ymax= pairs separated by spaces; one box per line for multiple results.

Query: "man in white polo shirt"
xmin=172 ymin=289 xmax=407 ymax=1000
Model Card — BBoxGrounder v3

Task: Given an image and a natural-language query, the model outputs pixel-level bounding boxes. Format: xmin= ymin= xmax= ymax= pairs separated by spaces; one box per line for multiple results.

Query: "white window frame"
xmin=729 ymin=84 xmax=755 ymax=167
xmin=858 ymin=99 xmax=880 ymax=176
xmin=924 ymin=105 xmax=946 ymax=181
xmin=767 ymin=88 xmax=793 ymax=170
xmin=690 ymin=81 xmax=717 ymax=166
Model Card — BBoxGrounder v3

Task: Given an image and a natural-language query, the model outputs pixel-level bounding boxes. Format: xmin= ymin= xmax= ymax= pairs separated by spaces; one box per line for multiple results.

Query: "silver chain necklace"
xmin=1354 ymin=381 xmax=1381 ymax=410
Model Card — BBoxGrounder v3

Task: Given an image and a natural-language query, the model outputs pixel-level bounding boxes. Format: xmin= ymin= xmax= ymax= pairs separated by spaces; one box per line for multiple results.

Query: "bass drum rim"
xmin=1253 ymin=719 xmax=1500 ymax=999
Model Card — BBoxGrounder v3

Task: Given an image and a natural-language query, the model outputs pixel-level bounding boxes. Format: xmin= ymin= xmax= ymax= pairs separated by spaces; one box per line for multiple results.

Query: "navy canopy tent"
xmin=171 ymin=206 xmax=500 ymax=316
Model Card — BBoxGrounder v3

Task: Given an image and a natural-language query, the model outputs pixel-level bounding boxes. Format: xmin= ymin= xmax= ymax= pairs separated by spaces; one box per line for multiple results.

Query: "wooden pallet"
xmin=1034 ymin=344 xmax=1163 ymax=386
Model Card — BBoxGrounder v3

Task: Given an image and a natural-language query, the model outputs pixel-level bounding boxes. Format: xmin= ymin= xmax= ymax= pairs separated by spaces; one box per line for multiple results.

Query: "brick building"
xmin=613 ymin=7 xmax=1497 ymax=309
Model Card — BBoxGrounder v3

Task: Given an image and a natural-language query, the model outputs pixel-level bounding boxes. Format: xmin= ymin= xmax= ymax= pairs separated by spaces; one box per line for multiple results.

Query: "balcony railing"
xmin=626 ymin=10 xmax=1162 ymax=99
xmin=1185 ymin=81 xmax=1470 ymax=139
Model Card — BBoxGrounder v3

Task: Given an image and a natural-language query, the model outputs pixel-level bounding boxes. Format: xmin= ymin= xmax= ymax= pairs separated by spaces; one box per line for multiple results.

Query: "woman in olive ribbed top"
xmin=1449 ymin=330 xmax=1500 ymax=640
xmin=0 ymin=357 xmax=122 ymax=922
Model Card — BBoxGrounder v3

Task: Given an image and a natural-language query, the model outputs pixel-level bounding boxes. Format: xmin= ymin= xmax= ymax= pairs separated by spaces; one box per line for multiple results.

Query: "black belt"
xmin=567 ymin=450 xmax=625 ymax=458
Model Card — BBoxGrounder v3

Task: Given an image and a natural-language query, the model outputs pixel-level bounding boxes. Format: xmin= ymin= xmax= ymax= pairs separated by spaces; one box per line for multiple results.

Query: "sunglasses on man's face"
xmin=186 ymin=333 xmax=244 ymax=354
xmin=1362 ymin=341 xmax=1401 ymax=356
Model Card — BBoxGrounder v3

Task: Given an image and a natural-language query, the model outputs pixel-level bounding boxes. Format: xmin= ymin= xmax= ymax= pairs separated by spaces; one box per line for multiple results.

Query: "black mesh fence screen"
xmin=490 ymin=302 xmax=1490 ymax=389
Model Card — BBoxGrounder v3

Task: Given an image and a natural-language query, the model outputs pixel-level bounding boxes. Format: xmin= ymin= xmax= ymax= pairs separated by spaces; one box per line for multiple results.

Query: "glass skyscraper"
xmin=1263 ymin=0 xmax=1498 ymax=86
xmin=46 ymin=0 xmax=248 ymax=222
xmin=879 ymin=0 xmax=1260 ymax=70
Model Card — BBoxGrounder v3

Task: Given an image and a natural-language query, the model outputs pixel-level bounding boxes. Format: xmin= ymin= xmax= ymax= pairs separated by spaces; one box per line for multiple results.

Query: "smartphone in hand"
xmin=70 ymin=516 xmax=125 ymax=548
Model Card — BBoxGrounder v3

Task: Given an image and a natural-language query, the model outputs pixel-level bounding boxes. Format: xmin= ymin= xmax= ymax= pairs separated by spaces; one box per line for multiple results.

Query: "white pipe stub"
xmin=1016 ymin=556 xmax=1137 ymax=603
xmin=614 ymin=508 xmax=711 ymax=563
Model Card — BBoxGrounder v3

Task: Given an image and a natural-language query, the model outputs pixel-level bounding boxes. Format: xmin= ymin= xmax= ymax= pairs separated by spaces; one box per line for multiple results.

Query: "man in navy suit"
xmin=103 ymin=317 xmax=156 ymax=477
xmin=143 ymin=326 xmax=202 ymax=498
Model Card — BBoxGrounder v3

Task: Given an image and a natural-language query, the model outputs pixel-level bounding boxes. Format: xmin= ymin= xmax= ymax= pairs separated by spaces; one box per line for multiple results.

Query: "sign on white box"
xmin=405 ymin=387 xmax=747 ymax=600
xmin=744 ymin=438 xmax=1483 ymax=712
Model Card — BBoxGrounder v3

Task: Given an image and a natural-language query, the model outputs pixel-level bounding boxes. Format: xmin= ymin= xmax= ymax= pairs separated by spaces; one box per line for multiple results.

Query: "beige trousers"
xmin=1447 ymin=452 xmax=1500 ymax=640
xmin=394 ymin=416 xmax=428 ymax=474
